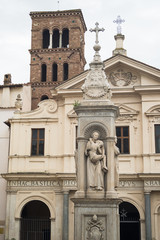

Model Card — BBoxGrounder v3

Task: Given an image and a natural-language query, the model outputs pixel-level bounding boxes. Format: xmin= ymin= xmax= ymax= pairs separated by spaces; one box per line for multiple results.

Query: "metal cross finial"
xmin=57 ymin=1 xmax=60 ymax=10
xmin=113 ymin=16 xmax=125 ymax=34
xmin=90 ymin=22 xmax=105 ymax=44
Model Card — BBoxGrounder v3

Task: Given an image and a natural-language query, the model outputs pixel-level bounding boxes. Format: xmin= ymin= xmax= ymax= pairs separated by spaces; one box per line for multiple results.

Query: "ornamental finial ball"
xmin=93 ymin=44 xmax=101 ymax=52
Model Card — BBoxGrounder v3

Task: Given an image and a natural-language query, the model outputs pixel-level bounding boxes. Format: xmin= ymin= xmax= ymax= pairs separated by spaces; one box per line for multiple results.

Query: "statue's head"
xmin=92 ymin=131 xmax=100 ymax=140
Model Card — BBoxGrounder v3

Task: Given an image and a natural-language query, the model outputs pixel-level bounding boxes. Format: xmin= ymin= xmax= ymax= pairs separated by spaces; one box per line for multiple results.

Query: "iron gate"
xmin=20 ymin=218 xmax=51 ymax=240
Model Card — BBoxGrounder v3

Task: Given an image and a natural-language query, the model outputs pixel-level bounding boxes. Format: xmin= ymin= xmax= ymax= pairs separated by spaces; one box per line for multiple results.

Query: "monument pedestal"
xmin=72 ymin=198 xmax=121 ymax=240
xmin=72 ymin=23 xmax=121 ymax=240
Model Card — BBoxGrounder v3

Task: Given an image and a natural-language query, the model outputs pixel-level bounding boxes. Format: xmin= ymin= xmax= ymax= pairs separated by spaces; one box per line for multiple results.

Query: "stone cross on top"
xmin=113 ymin=15 xmax=125 ymax=34
xmin=90 ymin=22 xmax=105 ymax=44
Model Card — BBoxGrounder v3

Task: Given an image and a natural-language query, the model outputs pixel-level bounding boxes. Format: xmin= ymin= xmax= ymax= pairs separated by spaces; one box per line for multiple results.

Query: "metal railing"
xmin=20 ymin=218 xmax=50 ymax=240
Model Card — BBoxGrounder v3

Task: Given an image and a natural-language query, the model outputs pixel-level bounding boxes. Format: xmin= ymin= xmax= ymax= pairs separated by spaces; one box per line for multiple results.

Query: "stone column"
xmin=62 ymin=191 xmax=69 ymax=240
xmin=59 ymin=31 xmax=62 ymax=48
xmin=145 ymin=191 xmax=152 ymax=240
xmin=106 ymin=137 xmax=116 ymax=196
xmin=76 ymin=138 xmax=87 ymax=196
xmin=49 ymin=30 xmax=53 ymax=48
xmin=55 ymin=190 xmax=63 ymax=240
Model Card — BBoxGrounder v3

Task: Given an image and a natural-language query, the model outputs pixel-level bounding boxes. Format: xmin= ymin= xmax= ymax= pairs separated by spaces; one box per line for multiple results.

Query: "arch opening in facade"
xmin=62 ymin=28 xmax=69 ymax=48
xmin=41 ymin=95 xmax=49 ymax=101
xmin=52 ymin=63 xmax=58 ymax=81
xmin=20 ymin=200 xmax=51 ymax=240
xmin=63 ymin=63 xmax=68 ymax=81
xmin=41 ymin=64 xmax=47 ymax=82
xmin=42 ymin=29 xmax=50 ymax=49
xmin=119 ymin=201 xmax=141 ymax=240
xmin=52 ymin=29 xmax=59 ymax=48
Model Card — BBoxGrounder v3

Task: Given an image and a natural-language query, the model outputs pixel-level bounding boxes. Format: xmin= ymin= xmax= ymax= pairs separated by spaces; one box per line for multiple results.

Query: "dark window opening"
xmin=63 ymin=63 xmax=68 ymax=81
xmin=52 ymin=63 xmax=58 ymax=81
xmin=155 ymin=125 xmax=160 ymax=153
xmin=52 ymin=29 xmax=59 ymax=48
xmin=75 ymin=126 xmax=78 ymax=150
xmin=119 ymin=202 xmax=140 ymax=240
xmin=41 ymin=64 xmax=47 ymax=82
xmin=41 ymin=95 xmax=49 ymax=101
xmin=62 ymin=28 xmax=69 ymax=48
xmin=116 ymin=126 xmax=129 ymax=154
xmin=20 ymin=200 xmax=50 ymax=240
xmin=42 ymin=29 xmax=50 ymax=49
xmin=31 ymin=129 xmax=44 ymax=156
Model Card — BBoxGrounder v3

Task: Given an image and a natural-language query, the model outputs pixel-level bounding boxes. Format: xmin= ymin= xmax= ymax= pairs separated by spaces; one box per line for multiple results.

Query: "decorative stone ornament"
xmin=86 ymin=215 xmax=104 ymax=240
xmin=109 ymin=69 xmax=137 ymax=87
xmin=81 ymin=22 xmax=112 ymax=102
xmin=15 ymin=94 xmax=23 ymax=111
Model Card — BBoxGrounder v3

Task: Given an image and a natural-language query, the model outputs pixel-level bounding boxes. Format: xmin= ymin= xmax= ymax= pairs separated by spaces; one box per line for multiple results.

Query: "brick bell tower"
xmin=29 ymin=9 xmax=87 ymax=109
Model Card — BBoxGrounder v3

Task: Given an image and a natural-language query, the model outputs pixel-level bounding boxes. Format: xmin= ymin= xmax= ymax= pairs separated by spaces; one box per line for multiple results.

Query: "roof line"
xmin=104 ymin=54 xmax=160 ymax=72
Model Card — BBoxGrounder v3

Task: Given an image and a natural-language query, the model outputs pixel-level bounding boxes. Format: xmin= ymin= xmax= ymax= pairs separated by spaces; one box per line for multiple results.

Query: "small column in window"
xmin=49 ymin=30 xmax=53 ymax=48
xmin=59 ymin=30 xmax=62 ymax=48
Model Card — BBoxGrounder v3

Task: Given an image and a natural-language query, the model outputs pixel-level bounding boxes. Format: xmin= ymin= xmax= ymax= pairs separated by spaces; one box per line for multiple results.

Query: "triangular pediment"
xmin=117 ymin=104 xmax=139 ymax=116
xmin=104 ymin=54 xmax=160 ymax=87
xmin=54 ymin=54 xmax=160 ymax=93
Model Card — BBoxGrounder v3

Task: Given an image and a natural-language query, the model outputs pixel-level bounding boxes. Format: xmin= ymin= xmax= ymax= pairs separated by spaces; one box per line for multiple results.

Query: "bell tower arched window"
xmin=62 ymin=28 xmax=69 ymax=48
xmin=41 ymin=64 xmax=47 ymax=82
xmin=42 ymin=29 xmax=50 ymax=49
xmin=41 ymin=95 xmax=49 ymax=101
xmin=52 ymin=29 xmax=59 ymax=48
xmin=52 ymin=63 xmax=58 ymax=82
xmin=63 ymin=63 xmax=68 ymax=81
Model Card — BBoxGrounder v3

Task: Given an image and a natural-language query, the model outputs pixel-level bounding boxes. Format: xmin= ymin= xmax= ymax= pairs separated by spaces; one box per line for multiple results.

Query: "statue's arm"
xmin=85 ymin=141 xmax=90 ymax=156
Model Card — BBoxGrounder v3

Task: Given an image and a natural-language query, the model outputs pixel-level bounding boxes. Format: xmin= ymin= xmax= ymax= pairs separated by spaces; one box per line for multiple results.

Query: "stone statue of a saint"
xmin=114 ymin=136 xmax=120 ymax=187
xmin=85 ymin=131 xmax=107 ymax=191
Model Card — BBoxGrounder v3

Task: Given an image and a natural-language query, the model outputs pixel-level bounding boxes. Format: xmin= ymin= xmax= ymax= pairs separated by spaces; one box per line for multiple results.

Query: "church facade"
xmin=1 ymin=9 xmax=160 ymax=240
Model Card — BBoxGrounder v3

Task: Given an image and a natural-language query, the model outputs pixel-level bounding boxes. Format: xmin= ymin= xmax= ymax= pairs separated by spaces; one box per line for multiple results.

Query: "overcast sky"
xmin=0 ymin=0 xmax=160 ymax=84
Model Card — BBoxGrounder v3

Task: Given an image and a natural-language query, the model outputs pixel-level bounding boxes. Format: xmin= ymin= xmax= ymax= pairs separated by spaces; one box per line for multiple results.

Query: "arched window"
xmin=42 ymin=29 xmax=50 ymax=49
xmin=52 ymin=29 xmax=59 ymax=48
xmin=63 ymin=63 xmax=68 ymax=81
xmin=20 ymin=200 xmax=51 ymax=240
xmin=62 ymin=28 xmax=69 ymax=48
xmin=41 ymin=95 xmax=49 ymax=101
xmin=52 ymin=63 xmax=58 ymax=81
xmin=41 ymin=64 xmax=47 ymax=82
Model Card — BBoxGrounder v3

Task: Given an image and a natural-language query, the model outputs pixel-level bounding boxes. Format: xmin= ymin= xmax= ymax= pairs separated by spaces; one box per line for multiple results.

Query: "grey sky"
xmin=0 ymin=0 xmax=160 ymax=84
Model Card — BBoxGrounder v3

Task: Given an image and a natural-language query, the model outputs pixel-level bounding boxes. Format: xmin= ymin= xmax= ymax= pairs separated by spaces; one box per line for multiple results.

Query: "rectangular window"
xmin=155 ymin=125 xmax=160 ymax=153
xmin=31 ymin=129 xmax=45 ymax=156
xmin=116 ymin=126 xmax=130 ymax=154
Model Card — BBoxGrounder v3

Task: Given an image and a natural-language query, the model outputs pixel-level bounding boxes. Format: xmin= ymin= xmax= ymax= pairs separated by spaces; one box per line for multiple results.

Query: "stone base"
xmin=74 ymin=190 xmax=119 ymax=199
xmin=72 ymin=198 xmax=121 ymax=240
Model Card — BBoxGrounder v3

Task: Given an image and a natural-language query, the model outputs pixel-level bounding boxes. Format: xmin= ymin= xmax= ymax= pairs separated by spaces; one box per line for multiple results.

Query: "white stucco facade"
xmin=1 ymin=54 xmax=160 ymax=239
xmin=0 ymin=83 xmax=31 ymax=240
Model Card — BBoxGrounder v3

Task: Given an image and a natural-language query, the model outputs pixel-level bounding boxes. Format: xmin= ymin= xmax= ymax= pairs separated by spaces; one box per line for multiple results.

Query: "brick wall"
xmin=29 ymin=10 xmax=87 ymax=109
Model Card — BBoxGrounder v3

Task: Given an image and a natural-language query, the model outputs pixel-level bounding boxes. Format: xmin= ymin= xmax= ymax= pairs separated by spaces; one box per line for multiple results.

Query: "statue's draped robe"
xmin=85 ymin=139 xmax=104 ymax=189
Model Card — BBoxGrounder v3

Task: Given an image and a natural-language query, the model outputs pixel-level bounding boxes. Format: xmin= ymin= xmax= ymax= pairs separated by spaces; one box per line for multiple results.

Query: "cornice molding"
xmin=30 ymin=9 xmax=87 ymax=32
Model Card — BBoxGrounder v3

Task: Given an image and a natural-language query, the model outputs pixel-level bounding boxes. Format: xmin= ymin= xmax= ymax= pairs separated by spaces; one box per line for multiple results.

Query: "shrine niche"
xmin=108 ymin=69 xmax=137 ymax=87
